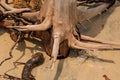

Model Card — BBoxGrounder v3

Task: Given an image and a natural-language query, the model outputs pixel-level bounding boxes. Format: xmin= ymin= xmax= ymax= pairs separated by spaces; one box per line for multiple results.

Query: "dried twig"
xmin=0 ymin=33 xmax=21 ymax=66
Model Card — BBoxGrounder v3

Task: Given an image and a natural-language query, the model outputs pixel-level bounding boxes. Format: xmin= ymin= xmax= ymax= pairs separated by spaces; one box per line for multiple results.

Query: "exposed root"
xmin=81 ymin=35 xmax=120 ymax=46
xmin=8 ymin=16 xmax=52 ymax=31
xmin=3 ymin=8 xmax=31 ymax=14
xmin=6 ymin=0 xmax=54 ymax=31
xmin=0 ymin=0 xmax=31 ymax=14
xmin=77 ymin=3 xmax=109 ymax=23
xmin=10 ymin=30 xmax=25 ymax=42
xmin=21 ymin=11 xmax=40 ymax=23
xmin=31 ymin=31 xmax=70 ymax=59
xmin=0 ymin=34 xmax=20 ymax=66
xmin=0 ymin=0 xmax=120 ymax=71
xmin=50 ymin=36 xmax=60 ymax=69
xmin=70 ymin=35 xmax=114 ymax=50
xmin=1 ymin=52 xmax=44 ymax=80
xmin=0 ymin=73 xmax=20 ymax=80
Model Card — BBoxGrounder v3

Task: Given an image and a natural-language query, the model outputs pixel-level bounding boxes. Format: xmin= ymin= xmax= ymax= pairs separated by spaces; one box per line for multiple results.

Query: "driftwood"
xmin=1 ymin=52 xmax=44 ymax=80
xmin=0 ymin=0 xmax=120 ymax=69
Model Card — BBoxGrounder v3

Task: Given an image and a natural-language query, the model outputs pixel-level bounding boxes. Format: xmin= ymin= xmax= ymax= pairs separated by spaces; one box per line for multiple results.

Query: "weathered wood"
xmin=31 ymin=31 xmax=70 ymax=59
xmin=2 ymin=52 xmax=44 ymax=80
xmin=0 ymin=0 xmax=120 ymax=69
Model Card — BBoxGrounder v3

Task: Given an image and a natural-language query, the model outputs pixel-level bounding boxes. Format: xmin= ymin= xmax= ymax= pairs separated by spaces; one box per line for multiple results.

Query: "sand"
xmin=0 ymin=2 xmax=120 ymax=80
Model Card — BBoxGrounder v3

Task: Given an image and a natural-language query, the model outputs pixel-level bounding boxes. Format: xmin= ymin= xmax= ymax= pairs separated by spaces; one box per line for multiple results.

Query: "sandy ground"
xmin=0 ymin=2 xmax=120 ymax=80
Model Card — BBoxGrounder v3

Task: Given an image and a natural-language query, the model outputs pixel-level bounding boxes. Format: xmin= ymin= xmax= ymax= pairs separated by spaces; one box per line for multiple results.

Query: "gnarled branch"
xmin=0 ymin=0 xmax=31 ymax=14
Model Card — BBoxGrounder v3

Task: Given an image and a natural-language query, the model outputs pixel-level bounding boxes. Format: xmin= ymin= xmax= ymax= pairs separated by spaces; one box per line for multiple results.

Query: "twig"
xmin=0 ymin=33 xmax=20 ymax=66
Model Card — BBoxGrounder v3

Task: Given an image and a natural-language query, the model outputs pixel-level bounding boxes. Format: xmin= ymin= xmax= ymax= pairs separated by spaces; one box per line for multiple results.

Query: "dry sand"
xmin=0 ymin=2 xmax=120 ymax=80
